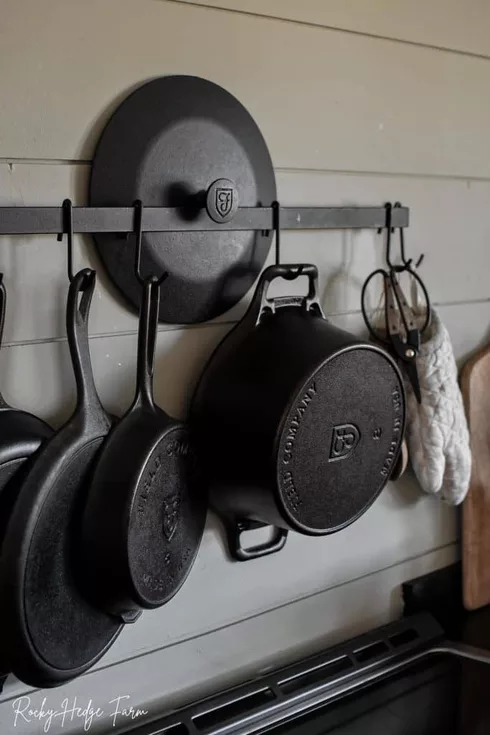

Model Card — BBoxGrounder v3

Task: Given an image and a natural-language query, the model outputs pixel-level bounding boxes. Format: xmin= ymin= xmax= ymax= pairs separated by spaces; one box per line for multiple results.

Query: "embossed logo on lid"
xmin=329 ymin=424 xmax=361 ymax=462
xmin=216 ymin=187 xmax=234 ymax=219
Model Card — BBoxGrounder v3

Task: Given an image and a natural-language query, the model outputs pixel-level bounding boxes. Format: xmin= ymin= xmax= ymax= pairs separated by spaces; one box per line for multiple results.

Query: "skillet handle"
xmin=228 ymin=519 xmax=288 ymax=561
xmin=67 ymin=269 xmax=107 ymax=421
xmin=0 ymin=275 xmax=6 ymax=350
xmin=247 ymin=264 xmax=323 ymax=325
xmin=0 ymin=275 xmax=9 ymax=409
xmin=134 ymin=277 xmax=160 ymax=409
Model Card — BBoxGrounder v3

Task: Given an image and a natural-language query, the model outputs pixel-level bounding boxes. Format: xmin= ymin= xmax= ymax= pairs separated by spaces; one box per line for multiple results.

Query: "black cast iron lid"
xmin=275 ymin=345 xmax=405 ymax=535
xmin=90 ymin=75 xmax=276 ymax=324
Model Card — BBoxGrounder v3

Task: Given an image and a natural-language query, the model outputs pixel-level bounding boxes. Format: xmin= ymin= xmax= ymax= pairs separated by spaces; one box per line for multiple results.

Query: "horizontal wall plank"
xmin=277 ymin=171 xmax=490 ymax=322
xmin=2 ymin=164 xmax=490 ymax=345
xmin=0 ymin=321 xmax=231 ymax=425
xmin=0 ymin=545 xmax=457 ymax=734
xmin=177 ymin=0 xmax=490 ymax=58
xmin=334 ymin=300 xmax=490 ymax=371
xmin=0 ymin=1 xmax=490 ymax=176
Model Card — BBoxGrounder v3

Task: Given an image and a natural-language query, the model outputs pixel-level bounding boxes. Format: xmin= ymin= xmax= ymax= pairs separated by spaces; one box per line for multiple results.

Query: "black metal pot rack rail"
xmin=0 ymin=202 xmax=408 ymax=235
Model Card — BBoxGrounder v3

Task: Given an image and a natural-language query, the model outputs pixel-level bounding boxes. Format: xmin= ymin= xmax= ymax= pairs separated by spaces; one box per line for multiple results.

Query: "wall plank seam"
xmin=163 ymin=0 xmax=490 ymax=63
xmin=4 ymin=162 xmax=490 ymax=187
xmin=6 ymin=161 xmax=490 ymax=183
xmin=87 ymin=542 xmax=459 ymax=673
xmin=0 ymin=540 xmax=456 ymax=697
xmin=2 ymin=298 xmax=490 ymax=350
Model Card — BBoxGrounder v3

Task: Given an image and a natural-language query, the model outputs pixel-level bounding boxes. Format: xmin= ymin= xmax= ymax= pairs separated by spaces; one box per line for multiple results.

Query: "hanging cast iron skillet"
xmin=89 ymin=75 xmax=276 ymax=324
xmin=0 ymin=269 xmax=122 ymax=688
xmin=0 ymin=276 xmax=53 ymax=677
xmin=191 ymin=264 xmax=406 ymax=560
xmin=80 ymin=275 xmax=206 ymax=618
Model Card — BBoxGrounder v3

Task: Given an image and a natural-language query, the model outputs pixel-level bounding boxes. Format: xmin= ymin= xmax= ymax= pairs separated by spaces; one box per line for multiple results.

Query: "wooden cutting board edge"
xmin=461 ymin=344 xmax=490 ymax=610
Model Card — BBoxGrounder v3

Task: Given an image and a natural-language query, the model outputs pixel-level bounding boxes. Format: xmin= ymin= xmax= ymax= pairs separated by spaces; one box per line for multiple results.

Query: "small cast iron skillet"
xmin=0 ymin=269 xmax=122 ymax=688
xmin=80 ymin=274 xmax=206 ymax=618
xmin=0 ymin=275 xmax=53 ymax=677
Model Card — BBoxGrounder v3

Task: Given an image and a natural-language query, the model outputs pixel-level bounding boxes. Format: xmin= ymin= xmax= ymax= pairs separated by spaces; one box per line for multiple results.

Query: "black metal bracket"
xmin=0 ymin=204 xmax=408 ymax=236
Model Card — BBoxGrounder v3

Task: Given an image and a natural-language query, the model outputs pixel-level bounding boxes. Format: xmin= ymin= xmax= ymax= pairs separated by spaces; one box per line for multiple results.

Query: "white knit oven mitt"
xmin=405 ymin=308 xmax=471 ymax=505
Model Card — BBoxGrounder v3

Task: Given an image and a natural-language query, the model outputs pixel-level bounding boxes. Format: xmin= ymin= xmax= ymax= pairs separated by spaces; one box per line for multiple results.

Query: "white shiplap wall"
xmin=0 ymin=1 xmax=484 ymax=732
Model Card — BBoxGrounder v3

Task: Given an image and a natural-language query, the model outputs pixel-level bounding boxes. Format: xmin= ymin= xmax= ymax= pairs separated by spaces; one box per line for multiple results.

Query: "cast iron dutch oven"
xmin=191 ymin=264 xmax=406 ymax=560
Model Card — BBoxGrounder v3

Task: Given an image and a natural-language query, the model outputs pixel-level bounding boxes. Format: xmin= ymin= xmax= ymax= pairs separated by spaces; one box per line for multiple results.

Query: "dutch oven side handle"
xmin=227 ymin=519 xmax=289 ymax=561
xmin=244 ymin=264 xmax=324 ymax=327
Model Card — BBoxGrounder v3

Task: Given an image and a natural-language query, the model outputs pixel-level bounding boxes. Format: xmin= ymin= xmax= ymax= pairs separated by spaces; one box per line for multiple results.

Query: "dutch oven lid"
xmin=90 ymin=75 xmax=276 ymax=324
xmin=276 ymin=345 xmax=405 ymax=535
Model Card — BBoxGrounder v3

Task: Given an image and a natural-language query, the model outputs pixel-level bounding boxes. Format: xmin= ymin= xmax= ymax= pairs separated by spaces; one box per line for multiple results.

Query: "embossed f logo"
xmin=215 ymin=188 xmax=233 ymax=218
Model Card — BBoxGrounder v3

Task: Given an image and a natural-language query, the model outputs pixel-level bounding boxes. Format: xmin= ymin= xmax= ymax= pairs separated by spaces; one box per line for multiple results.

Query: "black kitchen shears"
xmin=361 ymin=203 xmax=431 ymax=404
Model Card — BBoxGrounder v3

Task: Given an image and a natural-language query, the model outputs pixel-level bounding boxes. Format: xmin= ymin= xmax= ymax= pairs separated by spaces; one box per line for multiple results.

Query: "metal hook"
xmin=383 ymin=202 xmax=396 ymax=270
xmin=393 ymin=202 xmax=424 ymax=271
xmin=133 ymin=199 xmax=144 ymax=286
xmin=272 ymin=200 xmax=281 ymax=266
xmin=271 ymin=201 xmax=303 ymax=278
xmin=133 ymin=200 xmax=168 ymax=286
xmin=57 ymin=198 xmax=75 ymax=282
xmin=393 ymin=203 xmax=408 ymax=267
